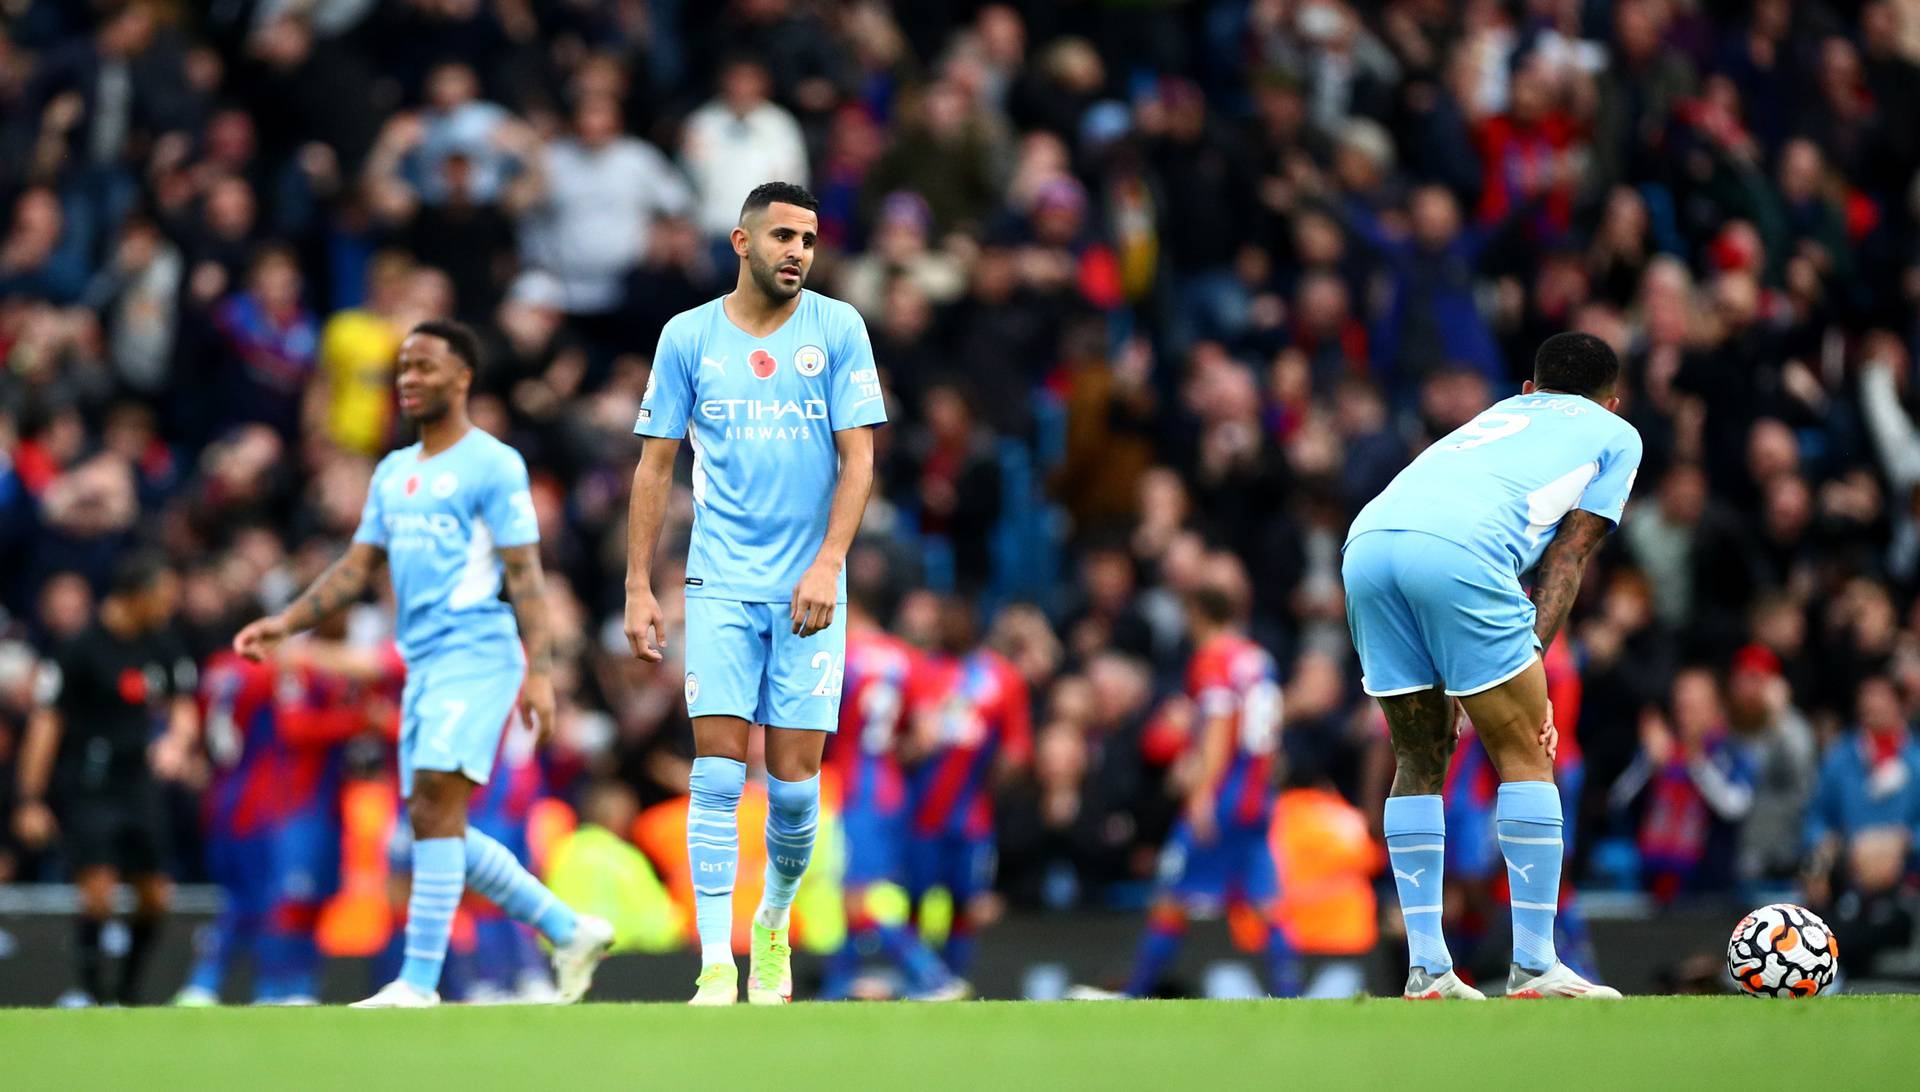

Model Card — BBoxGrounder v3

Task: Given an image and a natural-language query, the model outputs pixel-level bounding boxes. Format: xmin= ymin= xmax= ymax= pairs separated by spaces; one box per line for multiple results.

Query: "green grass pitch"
xmin=4 ymin=996 xmax=1914 ymax=1091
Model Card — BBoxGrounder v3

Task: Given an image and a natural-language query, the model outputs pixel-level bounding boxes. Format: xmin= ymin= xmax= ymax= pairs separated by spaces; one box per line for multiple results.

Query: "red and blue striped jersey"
xmin=905 ymin=649 xmax=1032 ymax=839
xmin=1187 ymin=634 xmax=1283 ymax=828
xmin=199 ymin=647 xmax=403 ymax=837
xmin=831 ymin=629 xmax=917 ymax=817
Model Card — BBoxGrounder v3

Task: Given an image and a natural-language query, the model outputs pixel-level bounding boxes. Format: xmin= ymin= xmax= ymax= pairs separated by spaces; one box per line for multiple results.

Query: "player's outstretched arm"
xmin=623 ymin=437 xmax=679 ymax=661
xmin=277 ymin=639 xmax=391 ymax=684
xmin=233 ymin=541 xmax=386 ymax=661
xmin=792 ymin=425 xmax=876 ymax=638
xmin=501 ymin=543 xmax=557 ymax=743
xmin=1530 ymin=509 xmax=1612 ymax=648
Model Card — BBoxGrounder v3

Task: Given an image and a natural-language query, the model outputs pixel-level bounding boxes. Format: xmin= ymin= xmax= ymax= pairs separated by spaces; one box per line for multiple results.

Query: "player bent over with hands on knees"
xmin=1344 ymin=332 xmax=1637 ymax=1000
xmin=624 ymin=182 xmax=887 ymax=1004
xmin=233 ymin=320 xmax=613 ymax=1008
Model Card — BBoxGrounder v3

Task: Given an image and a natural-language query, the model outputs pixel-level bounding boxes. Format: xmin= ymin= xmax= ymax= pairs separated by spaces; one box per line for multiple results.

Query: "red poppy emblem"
xmin=749 ymin=349 xmax=778 ymax=379
xmin=405 ymin=475 xmax=420 ymax=497
xmin=118 ymin=667 xmax=149 ymax=705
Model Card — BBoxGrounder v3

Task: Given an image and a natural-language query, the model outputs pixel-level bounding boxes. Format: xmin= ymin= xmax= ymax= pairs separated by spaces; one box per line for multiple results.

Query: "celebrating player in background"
xmin=178 ymin=615 xmax=401 ymax=1005
xmin=823 ymin=588 xmax=967 ymax=1000
xmin=232 ymin=321 xmax=612 ymax=1008
xmin=1121 ymin=565 xmax=1298 ymax=998
xmin=901 ymin=596 xmax=1032 ymax=980
xmin=1343 ymin=332 xmax=1638 ymax=1000
xmin=13 ymin=553 xmax=199 ymax=1006
xmin=624 ymin=181 xmax=886 ymax=1005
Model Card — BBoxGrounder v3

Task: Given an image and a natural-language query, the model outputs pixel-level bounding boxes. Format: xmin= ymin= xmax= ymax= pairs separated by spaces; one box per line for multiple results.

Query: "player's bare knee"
xmin=692 ymin=716 xmax=752 ymax=762
xmin=765 ymin=728 xmax=826 ymax=783
xmin=406 ymin=773 xmax=470 ymax=839
xmin=75 ymin=869 xmax=116 ymax=917
xmin=1474 ymin=717 xmax=1554 ymax=782
xmin=134 ymin=876 xmax=172 ymax=917
xmin=766 ymin=753 xmax=822 ymax=782
xmin=1487 ymin=748 xmax=1554 ymax=784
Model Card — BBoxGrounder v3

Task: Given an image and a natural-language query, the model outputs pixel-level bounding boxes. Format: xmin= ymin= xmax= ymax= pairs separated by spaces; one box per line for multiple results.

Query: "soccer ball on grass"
xmin=1726 ymin=903 xmax=1838 ymax=997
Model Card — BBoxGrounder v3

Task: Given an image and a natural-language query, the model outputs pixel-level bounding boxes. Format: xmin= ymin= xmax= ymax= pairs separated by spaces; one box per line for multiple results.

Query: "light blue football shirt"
xmin=634 ymin=290 xmax=888 ymax=602
xmin=1346 ymin=391 xmax=1643 ymax=577
xmin=352 ymin=427 xmax=539 ymax=662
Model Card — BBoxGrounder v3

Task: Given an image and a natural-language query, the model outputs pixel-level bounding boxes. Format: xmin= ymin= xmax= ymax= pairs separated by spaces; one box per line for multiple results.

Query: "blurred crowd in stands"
xmin=3 ymin=0 xmax=1920 ymax=985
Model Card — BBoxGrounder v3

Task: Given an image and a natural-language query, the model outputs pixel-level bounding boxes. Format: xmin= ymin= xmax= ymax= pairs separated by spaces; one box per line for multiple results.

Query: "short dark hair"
xmin=1188 ymin=583 xmax=1240 ymax=626
xmin=1533 ymin=331 xmax=1620 ymax=398
xmin=110 ymin=550 xmax=170 ymax=599
xmin=410 ymin=319 xmax=482 ymax=374
xmin=739 ymin=181 xmax=819 ymax=224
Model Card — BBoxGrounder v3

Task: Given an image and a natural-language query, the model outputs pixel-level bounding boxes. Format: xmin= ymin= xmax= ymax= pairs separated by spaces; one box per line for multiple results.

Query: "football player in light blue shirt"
xmin=624 ymin=181 xmax=886 ymax=1004
xmin=1343 ymin=332 xmax=1640 ymax=1001
xmin=233 ymin=321 xmax=613 ymax=1007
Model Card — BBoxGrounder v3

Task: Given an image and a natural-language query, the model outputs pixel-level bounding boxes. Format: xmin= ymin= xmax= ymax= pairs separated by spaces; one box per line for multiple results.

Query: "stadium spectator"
xmin=309 ymin=251 xmax=414 ymax=459
xmin=1803 ymin=675 xmax=1920 ymax=974
xmin=682 ymin=57 xmax=809 ymax=244
xmin=0 ymin=187 xmax=90 ymax=305
xmin=1723 ymin=645 xmax=1818 ymax=886
xmin=863 ymin=78 xmax=1002 ymax=238
xmin=83 ymin=213 xmax=181 ymax=398
xmin=837 ymin=191 xmax=966 ymax=321
xmin=394 ymin=61 xmax=517 ymax=209
xmin=1609 ymin=669 xmax=1756 ymax=902
xmin=1804 ymin=676 xmax=1920 ymax=899
xmin=204 ymin=245 xmax=316 ymax=444
xmin=890 ymin=383 xmax=1001 ymax=596
xmin=518 ymin=91 xmax=692 ymax=329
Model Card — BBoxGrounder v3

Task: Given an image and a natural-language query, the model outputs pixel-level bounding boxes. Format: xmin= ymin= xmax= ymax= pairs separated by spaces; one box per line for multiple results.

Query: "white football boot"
xmin=1505 ymin=962 xmax=1622 ymax=999
xmin=350 ymin=980 xmax=440 ymax=1008
xmin=551 ymin=914 xmax=616 ymax=1004
xmin=1403 ymin=967 xmax=1487 ymax=1000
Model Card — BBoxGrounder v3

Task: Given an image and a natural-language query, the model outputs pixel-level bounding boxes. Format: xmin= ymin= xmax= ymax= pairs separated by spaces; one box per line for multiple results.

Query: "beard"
xmin=403 ymin=394 xmax=454 ymax=424
xmin=748 ymin=248 xmax=804 ymax=299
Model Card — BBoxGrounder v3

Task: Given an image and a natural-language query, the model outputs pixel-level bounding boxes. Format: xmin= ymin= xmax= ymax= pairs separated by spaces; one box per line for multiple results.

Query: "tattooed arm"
xmin=501 ymin=544 xmax=554 ymax=674
xmin=501 ymin=543 xmax=558 ymax=742
xmin=1530 ymin=509 xmax=1613 ymax=648
xmin=233 ymin=542 xmax=386 ymax=661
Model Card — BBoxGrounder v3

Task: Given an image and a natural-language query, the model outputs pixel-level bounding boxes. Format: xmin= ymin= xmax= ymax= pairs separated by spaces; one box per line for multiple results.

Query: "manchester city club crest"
xmin=684 ymin=672 xmax=700 ymax=704
xmin=794 ymin=344 xmax=826 ymax=377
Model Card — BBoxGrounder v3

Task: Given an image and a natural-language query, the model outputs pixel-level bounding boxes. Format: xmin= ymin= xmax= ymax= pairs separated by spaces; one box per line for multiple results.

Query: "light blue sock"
xmin=1496 ymin=780 xmax=1564 ymax=974
xmin=758 ymin=773 xmax=820 ymax=929
xmin=399 ymin=836 xmax=465 ymax=993
xmin=1384 ymin=795 xmax=1452 ymax=974
xmin=464 ymin=827 xmax=577 ymax=946
xmin=688 ymin=757 xmax=746 ymax=967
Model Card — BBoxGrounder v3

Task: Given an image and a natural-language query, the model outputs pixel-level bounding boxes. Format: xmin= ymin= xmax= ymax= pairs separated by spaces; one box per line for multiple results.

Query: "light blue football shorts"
xmin=399 ymin=637 xmax=525 ymax=797
xmin=1341 ymin=529 xmax=1540 ymax=698
xmin=682 ymin=598 xmax=845 ymax=732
